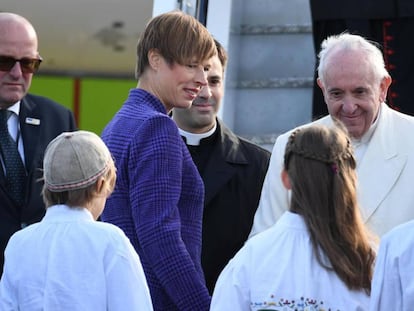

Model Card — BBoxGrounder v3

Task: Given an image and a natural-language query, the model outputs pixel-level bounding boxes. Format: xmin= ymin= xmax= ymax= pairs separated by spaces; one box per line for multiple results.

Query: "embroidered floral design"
xmin=251 ymin=295 xmax=340 ymax=311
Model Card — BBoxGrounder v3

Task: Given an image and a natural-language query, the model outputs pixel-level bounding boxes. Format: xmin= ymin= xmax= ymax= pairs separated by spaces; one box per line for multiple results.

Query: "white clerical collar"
xmin=7 ymin=101 xmax=21 ymax=116
xmin=351 ymin=105 xmax=381 ymax=147
xmin=179 ymin=123 xmax=217 ymax=146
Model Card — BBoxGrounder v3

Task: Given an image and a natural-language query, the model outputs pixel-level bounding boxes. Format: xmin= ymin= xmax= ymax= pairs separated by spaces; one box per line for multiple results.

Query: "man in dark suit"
xmin=172 ymin=40 xmax=271 ymax=294
xmin=310 ymin=0 xmax=414 ymax=118
xmin=0 ymin=12 xmax=76 ymax=274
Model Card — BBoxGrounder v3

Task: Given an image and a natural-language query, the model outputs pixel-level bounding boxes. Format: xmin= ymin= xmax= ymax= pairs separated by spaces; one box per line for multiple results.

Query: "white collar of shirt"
xmin=7 ymin=101 xmax=21 ymax=117
xmin=350 ymin=104 xmax=381 ymax=162
xmin=1 ymin=101 xmax=25 ymax=165
xmin=43 ymin=204 xmax=94 ymax=222
xmin=351 ymin=115 xmax=378 ymax=147
xmin=6 ymin=102 xmax=21 ymax=141
xmin=278 ymin=211 xmax=307 ymax=230
xmin=178 ymin=123 xmax=217 ymax=146
xmin=7 ymin=101 xmax=25 ymax=163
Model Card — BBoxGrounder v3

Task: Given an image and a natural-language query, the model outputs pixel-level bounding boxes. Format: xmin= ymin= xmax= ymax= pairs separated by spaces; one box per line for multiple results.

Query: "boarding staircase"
xmin=222 ymin=0 xmax=315 ymax=150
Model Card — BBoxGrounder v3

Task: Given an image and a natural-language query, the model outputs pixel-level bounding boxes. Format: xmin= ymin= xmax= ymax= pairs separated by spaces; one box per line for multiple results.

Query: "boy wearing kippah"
xmin=0 ymin=131 xmax=153 ymax=310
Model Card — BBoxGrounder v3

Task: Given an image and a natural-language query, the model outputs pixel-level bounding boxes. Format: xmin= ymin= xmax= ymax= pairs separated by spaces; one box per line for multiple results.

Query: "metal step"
xmin=223 ymin=0 xmax=315 ymax=147
xmin=235 ymin=23 xmax=312 ymax=35
xmin=233 ymin=77 xmax=313 ymax=89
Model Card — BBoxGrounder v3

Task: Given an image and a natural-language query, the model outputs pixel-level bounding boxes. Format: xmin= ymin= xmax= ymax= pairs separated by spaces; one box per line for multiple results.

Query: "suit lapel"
xmin=357 ymin=104 xmax=406 ymax=221
xmin=202 ymin=121 xmax=248 ymax=206
xmin=203 ymin=149 xmax=236 ymax=205
xmin=0 ymin=98 xmax=40 ymax=214
xmin=19 ymin=97 xmax=42 ymax=171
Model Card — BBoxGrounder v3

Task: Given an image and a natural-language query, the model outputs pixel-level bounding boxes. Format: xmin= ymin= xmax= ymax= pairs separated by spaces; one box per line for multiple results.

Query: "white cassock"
xmin=250 ymin=103 xmax=414 ymax=239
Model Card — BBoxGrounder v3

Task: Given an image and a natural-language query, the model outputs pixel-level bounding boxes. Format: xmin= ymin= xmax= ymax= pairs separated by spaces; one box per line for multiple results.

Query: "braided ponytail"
xmin=283 ymin=121 xmax=375 ymax=293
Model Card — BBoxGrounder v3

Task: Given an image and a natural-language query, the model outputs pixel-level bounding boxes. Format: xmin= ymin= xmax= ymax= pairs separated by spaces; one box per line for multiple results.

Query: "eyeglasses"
xmin=0 ymin=56 xmax=43 ymax=74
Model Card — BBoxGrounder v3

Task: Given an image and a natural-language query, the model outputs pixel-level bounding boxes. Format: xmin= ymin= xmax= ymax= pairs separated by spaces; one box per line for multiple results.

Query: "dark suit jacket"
xmin=0 ymin=94 xmax=76 ymax=273
xmin=196 ymin=119 xmax=270 ymax=294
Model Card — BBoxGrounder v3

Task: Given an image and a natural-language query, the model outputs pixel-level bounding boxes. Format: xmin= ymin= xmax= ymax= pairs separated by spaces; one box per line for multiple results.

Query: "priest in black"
xmin=172 ymin=40 xmax=270 ymax=294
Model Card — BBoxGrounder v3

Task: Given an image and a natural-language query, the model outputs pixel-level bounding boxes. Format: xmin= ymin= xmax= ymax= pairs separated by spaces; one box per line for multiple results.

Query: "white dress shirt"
xmin=0 ymin=103 xmax=25 ymax=174
xmin=6 ymin=102 xmax=24 ymax=163
xmin=370 ymin=219 xmax=414 ymax=310
xmin=0 ymin=205 xmax=153 ymax=311
xmin=211 ymin=212 xmax=369 ymax=311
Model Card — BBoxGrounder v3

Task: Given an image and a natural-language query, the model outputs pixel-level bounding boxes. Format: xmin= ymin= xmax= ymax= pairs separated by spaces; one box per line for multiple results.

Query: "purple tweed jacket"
xmin=101 ymin=89 xmax=210 ymax=310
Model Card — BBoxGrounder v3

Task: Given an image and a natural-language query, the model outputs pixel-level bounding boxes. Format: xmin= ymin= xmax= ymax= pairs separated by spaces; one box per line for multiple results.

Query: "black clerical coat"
xmin=192 ymin=119 xmax=270 ymax=294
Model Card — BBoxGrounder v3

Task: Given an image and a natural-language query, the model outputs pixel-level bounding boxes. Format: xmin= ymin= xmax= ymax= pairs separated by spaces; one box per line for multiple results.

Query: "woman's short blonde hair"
xmin=135 ymin=10 xmax=216 ymax=79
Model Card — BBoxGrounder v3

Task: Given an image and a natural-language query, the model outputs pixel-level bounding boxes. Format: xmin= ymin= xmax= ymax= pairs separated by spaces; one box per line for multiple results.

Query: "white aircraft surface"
xmin=0 ymin=1 xmax=155 ymax=76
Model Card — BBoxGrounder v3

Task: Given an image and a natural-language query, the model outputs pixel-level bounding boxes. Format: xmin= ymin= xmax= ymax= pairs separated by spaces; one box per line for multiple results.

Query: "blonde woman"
xmin=101 ymin=11 xmax=216 ymax=310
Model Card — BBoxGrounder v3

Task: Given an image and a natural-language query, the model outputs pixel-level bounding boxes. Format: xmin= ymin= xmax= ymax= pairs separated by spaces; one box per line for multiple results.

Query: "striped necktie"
xmin=0 ymin=110 xmax=26 ymax=206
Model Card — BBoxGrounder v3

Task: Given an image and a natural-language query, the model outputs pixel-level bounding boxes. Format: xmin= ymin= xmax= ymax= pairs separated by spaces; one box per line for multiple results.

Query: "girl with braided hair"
xmin=210 ymin=123 xmax=376 ymax=311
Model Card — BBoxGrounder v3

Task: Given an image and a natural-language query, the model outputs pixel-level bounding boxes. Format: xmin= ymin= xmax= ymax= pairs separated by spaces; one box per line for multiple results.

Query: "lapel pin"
xmin=25 ymin=117 xmax=41 ymax=126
